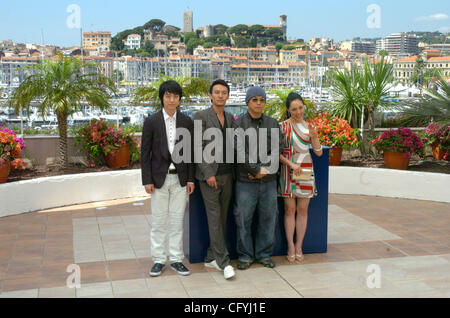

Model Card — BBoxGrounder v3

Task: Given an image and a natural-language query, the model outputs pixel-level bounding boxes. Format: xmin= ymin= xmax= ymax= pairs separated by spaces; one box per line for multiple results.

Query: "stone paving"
xmin=0 ymin=194 xmax=449 ymax=298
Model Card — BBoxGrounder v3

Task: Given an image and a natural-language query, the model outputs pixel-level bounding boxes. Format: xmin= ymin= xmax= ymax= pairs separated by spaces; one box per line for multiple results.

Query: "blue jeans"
xmin=233 ymin=180 xmax=278 ymax=263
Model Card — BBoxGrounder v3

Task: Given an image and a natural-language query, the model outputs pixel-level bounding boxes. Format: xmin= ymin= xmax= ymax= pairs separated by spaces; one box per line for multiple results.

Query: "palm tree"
xmin=263 ymin=87 xmax=316 ymax=122
xmin=132 ymin=74 xmax=209 ymax=108
xmin=9 ymin=53 xmax=117 ymax=170
xmin=359 ymin=56 xmax=394 ymax=141
xmin=328 ymin=67 xmax=364 ymax=128
xmin=400 ymin=74 xmax=450 ymax=126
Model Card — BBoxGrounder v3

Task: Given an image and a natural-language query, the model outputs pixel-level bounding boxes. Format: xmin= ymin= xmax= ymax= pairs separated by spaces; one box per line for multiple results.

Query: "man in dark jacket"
xmin=141 ymin=80 xmax=194 ymax=277
xmin=194 ymin=79 xmax=235 ymax=280
xmin=233 ymin=86 xmax=282 ymax=270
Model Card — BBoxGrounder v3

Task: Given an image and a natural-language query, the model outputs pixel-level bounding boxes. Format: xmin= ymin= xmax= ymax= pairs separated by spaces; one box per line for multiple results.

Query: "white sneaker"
xmin=204 ymin=260 xmax=222 ymax=271
xmin=223 ymin=265 xmax=235 ymax=279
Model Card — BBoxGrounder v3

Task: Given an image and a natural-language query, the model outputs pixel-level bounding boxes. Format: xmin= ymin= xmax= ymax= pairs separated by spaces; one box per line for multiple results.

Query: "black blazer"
xmin=141 ymin=109 xmax=194 ymax=188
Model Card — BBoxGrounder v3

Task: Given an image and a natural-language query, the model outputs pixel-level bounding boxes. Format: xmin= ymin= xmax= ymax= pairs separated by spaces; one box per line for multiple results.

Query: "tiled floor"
xmin=0 ymin=194 xmax=449 ymax=298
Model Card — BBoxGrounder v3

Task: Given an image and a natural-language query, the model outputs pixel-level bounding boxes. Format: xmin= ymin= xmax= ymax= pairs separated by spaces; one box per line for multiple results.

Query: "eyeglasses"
xmin=250 ymin=98 xmax=266 ymax=104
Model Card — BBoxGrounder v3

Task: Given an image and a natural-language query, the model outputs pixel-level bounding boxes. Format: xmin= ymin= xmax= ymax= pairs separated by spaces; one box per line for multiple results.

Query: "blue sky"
xmin=1 ymin=0 xmax=449 ymax=47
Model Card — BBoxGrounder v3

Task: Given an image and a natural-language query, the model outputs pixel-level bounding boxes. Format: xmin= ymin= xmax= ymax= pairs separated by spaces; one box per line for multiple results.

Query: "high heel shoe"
xmin=295 ymin=254 xmax=304 ymax=262
xmin=286 ymin=255 xmax=296 ymax=263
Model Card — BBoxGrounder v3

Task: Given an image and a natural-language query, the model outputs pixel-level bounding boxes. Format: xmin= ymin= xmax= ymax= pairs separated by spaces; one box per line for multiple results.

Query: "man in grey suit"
xmin=194 ymin=79 xmax=235 ymax=280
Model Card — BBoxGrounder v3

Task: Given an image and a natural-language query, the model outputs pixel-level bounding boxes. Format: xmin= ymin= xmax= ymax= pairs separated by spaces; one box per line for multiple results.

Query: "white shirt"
xmin=163 ymin=108 xmax=177 ymax=170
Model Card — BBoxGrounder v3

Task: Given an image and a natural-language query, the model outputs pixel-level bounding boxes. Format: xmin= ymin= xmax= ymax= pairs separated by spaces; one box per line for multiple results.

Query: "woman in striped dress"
xmin=279 ymin=92 xmax=323 ymax=263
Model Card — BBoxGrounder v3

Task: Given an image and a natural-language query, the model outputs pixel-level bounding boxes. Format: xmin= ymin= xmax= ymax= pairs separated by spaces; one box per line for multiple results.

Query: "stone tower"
xmin=280 ymin=15 xmax=287 ymax=40
xmin=184 ymin=10 xmax=193 ymax=33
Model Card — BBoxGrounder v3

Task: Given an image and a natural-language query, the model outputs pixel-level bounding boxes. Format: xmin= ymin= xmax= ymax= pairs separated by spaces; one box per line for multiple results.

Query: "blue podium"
xmin=184 ymin=148 xmax=329 ymax=263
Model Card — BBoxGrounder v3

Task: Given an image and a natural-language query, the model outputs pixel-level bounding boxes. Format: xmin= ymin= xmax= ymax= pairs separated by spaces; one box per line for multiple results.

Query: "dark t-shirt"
xmin=216 ymin=114 xmax=233 ymax=176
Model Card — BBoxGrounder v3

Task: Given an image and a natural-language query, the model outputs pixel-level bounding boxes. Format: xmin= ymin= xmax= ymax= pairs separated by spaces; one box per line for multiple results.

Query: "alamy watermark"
xmin=66 ymin=4 xmax=81 ymax=29
xmin=66 ymin=264 xmax=81 ymax=289
xmin=366 ymin=264 xmax=381 ymax=289
xmin=170 ymin=121 xmax=280 ymax=174
xmin=366 ymin=4 xmax=381 ymax=29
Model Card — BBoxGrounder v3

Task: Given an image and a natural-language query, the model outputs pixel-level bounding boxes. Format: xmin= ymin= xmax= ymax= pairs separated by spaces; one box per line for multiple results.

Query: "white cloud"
xmin=438 ymin=26 xmax=450 ymax=33
xmin=415 ymin=13 xmax=449 ymax=21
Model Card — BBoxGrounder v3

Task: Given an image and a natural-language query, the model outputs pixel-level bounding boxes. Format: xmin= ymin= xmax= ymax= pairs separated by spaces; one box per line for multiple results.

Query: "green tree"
xmin=264 ymin=28 xmax=284 ymax=41
xmin=183 ymin=32 xmax=197 ymax=44
xmin=359 ymin=56 xmax=394 ymax=148
xmin=412 ymin=55 xmax=426 ymax=86
xmin=248 ymin=24 xmax=265 ymax=37
xmin=110 ymin=36 xmax=125 ymax=51
xmin=143 ymin=40 xmax=155 ymax=55
xmin=423 ymin=68 xmax=443 ymax=88
xmin=275 ymin=42 xmax=284 ymax=52
xmin=112 ymin=69 xmax=124 ymax=82
xmin=228 ymin=24 xmax=249 ymax=36
xmin=233 ymin=35 xmax=251 ymax=48
xmin=378 ymin=49 xmax=389 ymax=57
xmin=187 ymin=38 xmax=203 ymax=54
xmin=214 ymin=24 xmax=228 ymax=35
xmin=144 ymin=19 xmax=166 ymax=32
xmin=400 ymin=72 xmax=450 ymax=126
xmin=131 ymin=74 xmax=209 ymax=109
xmin=264 ymin=88 xmax=316 ymax=121
xmin=328 ymin=67 xmax=364 ymax=128
xmin=282 ymin=45 xmax=296 ymax=50
xmin=9 ymin=53 xmax=117 ymax=169
xmin=203 ymin=42 xmax=214 ymax=49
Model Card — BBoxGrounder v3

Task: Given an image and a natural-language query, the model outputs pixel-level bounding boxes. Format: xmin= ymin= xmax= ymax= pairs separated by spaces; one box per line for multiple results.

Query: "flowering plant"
xmin=309 ymin=112 xmax=361 ymax=149
xmin=74 ymin=119 xmax=139 ymax=167
xmin=371 ymin=127 xmax=424 ymax=159
xmin=423 ymin=123 xmax=449 ymax=160
xmin=0 ymin=126 xmax=26 ymax=168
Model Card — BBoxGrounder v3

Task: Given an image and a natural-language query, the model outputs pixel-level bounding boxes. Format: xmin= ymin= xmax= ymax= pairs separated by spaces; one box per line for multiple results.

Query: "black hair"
xmin=159 ymin=80 xmax=182 ymax=107
xmin=285 ymin=92 xmax=305 ymax=118
xmin=209 ymin=79 xmax=230 ymax=94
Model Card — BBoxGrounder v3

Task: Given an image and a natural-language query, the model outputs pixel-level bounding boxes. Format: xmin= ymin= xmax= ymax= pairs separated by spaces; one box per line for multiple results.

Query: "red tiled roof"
xmin=428 ymin=56 xmax=450 ymax=62
xmin=397 ymin=56 xmax=418 ymax=62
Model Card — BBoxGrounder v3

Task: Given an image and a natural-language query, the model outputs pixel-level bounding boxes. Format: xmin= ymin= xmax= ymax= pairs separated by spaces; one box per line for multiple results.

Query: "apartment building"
xmin=426 ymin=56 xmax=450 ymax=77
xmin=231 ymin=63 xmax=290 ymax=85
xmin=124 ymin=34 xmax=142 ymax=50
xmin=393 ymin=54 xmax=450 ymax=84
xmin=0 ymin=56 xmax=40 ymax=86
xmin=340 ymin=41 xmax=375 ymax=55
xmin=82 ymin=31 xmax=111 ymax=52
xmin=230 ymin=47 xmax=278 ymax=64
xmin=378 ymin=33 xmax=419 ymax=56
xmin=279 ymin=49 xmax=297 ymax=64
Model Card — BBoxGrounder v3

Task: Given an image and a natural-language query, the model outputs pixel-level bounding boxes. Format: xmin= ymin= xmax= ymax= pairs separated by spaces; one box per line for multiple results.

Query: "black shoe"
xmin=149 ymin=263 xmax=165 ymax=277
xmin=170 ymin=262 xmax=190 ymax=276
xmin=258 ymin=259 xmax=276 ymax=268
xmin=237 ymin=260 xmax=252 ymax=270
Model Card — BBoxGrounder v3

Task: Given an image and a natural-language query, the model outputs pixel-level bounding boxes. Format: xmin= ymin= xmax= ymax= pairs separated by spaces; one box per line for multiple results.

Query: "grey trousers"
xmin=199 ymin=173 xmax=233 ymax=269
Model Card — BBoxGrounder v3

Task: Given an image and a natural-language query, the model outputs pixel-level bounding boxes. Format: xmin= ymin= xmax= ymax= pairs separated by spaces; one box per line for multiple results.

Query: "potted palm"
xmin=310 ymin=112 xmax=361 ymax=165
xmin=74 ymin=119 xmax=140 ymax=169
xmin=372 ymin=127 xmax=424 ymax=170
xmin=9 ymin=53 xmax=117 ymax=170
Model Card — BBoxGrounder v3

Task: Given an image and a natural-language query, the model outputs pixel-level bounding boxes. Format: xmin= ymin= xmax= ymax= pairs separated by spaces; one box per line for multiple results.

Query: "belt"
xmin=168 ymin=169 xmax=177 ymax=174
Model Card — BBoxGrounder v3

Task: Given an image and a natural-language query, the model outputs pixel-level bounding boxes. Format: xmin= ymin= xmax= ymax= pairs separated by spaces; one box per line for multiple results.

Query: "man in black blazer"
xmin=141 ymin=80 xmax=194 ymax=277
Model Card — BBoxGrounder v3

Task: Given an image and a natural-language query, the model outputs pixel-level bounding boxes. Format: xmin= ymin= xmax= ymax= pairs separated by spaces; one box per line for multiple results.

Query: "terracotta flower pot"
xmin=329 ymin=147 xmax=343 ymax=166
xmin=431 ymin=143 xmax=444 ymax=160
xmin=105 ymin=144 xmax=130 ymax=169
xmin=383 ymin=151 xmax=410 ymax=170
xmin=0 ymin=160 xmax=10 ymax=184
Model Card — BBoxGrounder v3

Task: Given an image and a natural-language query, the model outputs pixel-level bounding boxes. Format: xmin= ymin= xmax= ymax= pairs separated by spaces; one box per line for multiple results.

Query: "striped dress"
xmin=279 ymin=119 xmax=317 ymax=198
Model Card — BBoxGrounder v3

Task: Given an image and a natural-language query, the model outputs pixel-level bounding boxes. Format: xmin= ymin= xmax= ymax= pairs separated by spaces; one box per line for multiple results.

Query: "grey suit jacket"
xmin=194 ymin=107 xmax=235 ymax=181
